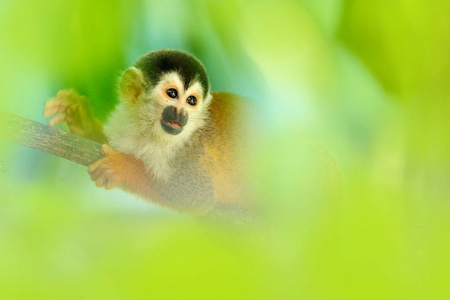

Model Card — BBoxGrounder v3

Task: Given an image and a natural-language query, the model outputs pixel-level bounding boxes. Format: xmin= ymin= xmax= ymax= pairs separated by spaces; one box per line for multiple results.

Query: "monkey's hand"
xmin=44 ymin=89 xmax=106 ymax=143
xmin=88 ymin=145 xmax=161 ymax=200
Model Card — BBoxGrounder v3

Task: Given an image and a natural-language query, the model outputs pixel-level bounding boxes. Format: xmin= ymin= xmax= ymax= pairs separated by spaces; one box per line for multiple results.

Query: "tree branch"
xmin=4 ymin=113 xmax=103 ymax=166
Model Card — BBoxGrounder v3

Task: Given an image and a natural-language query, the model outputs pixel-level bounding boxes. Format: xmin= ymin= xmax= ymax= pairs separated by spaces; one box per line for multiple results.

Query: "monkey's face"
xmin=152 ymin=72 xmax=210 ymax=136
xmin=119 ymin=62 xmax=211 ymax=143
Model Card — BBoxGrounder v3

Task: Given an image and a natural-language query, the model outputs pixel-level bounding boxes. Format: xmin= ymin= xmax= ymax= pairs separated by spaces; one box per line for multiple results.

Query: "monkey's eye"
xmin=187 ymin=96 xmax=197 ymax=106
xmin=166 ymin=88 xmax=178 ymax=99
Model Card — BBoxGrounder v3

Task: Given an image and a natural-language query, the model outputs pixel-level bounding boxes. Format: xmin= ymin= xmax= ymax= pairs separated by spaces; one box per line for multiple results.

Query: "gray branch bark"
xmin=4 ymin=113 xmax=103 ymax=166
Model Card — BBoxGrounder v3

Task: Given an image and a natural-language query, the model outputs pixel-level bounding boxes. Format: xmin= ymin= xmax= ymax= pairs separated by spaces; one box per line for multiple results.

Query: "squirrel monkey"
xmin=44 ymin=49 xmax=251 ymax=223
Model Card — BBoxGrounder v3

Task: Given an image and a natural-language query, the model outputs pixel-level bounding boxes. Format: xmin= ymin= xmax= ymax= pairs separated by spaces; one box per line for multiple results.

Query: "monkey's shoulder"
xmin=205 ymin=92 xmax=247 ymax=137
xmin=196 ymin=92 xmax=248 ymax=205
xmin=209 ymin=92 xmax=245 ymax=118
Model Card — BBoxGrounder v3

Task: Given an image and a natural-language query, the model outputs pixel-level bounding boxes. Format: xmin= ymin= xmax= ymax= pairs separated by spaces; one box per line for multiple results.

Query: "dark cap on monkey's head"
xmin=134 ymin=49 xmax=210 ymax=99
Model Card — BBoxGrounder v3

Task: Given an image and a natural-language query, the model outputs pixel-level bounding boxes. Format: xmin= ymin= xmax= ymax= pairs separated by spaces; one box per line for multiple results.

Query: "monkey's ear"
xmin=120 ymin=67 xmax=144 ymax=103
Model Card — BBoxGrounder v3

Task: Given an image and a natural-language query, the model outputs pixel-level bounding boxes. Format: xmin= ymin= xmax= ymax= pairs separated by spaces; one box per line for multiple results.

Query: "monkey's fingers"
xmin=95 ymin=172 xmax=109 ymax=188
xmin=90 ymin=163 xmax=107 ymax=181
xmin=49 ymin=115 xmax=67 ymax=126
xmin=105 ymin=181 xmax=115 ymax=190
xmin=90 ymin=165 xmax=117 ymax=189
xmin=88 ymin=158 xmax=107 ymax=175
xmin=44 ymin=89 xmax=86 ymax=118
xmin=101 ymin=144 xmax=115 ymax=156
xmin=43 ymin=98 xmax=70 ymax=118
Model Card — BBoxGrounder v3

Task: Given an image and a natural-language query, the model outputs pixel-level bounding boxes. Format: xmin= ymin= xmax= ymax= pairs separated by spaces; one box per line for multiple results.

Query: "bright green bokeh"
xmin=1 ymin=0 xmax=449 ymax=299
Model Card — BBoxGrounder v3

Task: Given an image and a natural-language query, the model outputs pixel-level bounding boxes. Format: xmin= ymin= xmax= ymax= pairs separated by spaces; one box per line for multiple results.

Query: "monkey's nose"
xmin=173 ymin=106 xmax=186 ymax=117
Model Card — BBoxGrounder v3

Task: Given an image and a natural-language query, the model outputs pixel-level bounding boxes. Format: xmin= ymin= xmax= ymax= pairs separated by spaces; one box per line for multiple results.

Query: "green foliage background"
xmin=1 ymin=0 xmax=449 ymax=299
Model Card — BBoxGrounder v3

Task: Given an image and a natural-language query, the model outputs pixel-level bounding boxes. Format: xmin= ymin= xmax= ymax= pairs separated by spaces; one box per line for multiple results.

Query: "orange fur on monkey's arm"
xmin=87 ymin=144 xmax=214 ymax=215
xmin=88 ymin=144 xmax=162 ymax=203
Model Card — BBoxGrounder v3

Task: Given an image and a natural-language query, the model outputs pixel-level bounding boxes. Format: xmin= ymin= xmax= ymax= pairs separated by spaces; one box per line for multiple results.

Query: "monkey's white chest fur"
xmin=104 ymin=103 xmax=182 ymax=181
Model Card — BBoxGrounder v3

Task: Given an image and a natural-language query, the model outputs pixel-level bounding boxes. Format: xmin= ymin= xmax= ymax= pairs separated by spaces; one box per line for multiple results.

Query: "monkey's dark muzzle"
xmin=160 ymin=105 xmax=189 ymax=135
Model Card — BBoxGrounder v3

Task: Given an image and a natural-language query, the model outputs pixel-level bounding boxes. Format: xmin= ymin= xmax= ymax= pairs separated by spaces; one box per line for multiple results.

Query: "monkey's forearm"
xmin=88 ymin=145 xmax=213 ymax=215
xmin=83 ymin=118 xmax=107 ymax=144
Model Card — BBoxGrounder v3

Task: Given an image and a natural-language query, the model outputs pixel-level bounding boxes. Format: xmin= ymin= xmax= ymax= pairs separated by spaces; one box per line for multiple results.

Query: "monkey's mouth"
xmin=164 ymin=120 xmax=182 ymax=129
xmin=160 ymin=119 xmax=184 ymax=135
